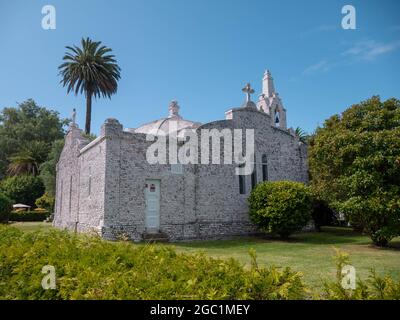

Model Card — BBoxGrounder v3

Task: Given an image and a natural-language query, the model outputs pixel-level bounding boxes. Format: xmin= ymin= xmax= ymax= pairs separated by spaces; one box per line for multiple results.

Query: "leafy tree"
xmin=35 ymin=192 xmax=55 ymax=212
xmin=309 ymin=96 xmax=400 ymax=246
xmin=0 ymin=175 xmax=45 ymax=207
xmin=0 ymin=100 xmax=68 ymax=179
xmin=248 ymin=181 xmax=313 ymax=238
xmin=59 ymin=37 xmax=121 ymax=134
xmin=39 ymin=139 xmax=64 ymax=196
xmin=0 ymin=193 xmax=13 ymax=223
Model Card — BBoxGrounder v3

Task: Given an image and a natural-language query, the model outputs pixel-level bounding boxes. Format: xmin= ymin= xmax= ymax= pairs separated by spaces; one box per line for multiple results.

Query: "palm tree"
xmin=295 ymin=127 xmax=308 ymax=143
xmin=7 ymin=154 xmax=39 ymax=176
xmin=58 ymin=38 xmax=121 ymax=134
xmin=7 ymin=141 xmax=49 ymax=176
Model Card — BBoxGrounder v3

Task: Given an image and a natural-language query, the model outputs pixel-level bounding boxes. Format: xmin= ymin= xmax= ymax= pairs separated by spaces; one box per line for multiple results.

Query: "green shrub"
xmin=8 ymin=210 xmax=50 ymax=222
xmin=35 ymin=193 xmax=55 ymax=212
xmin=248 ymin=181 xmax=313 ymax=238
xmin=0 ymin=225 xmax=399 ymax=300
xmin=0 ymin=175 xmax=45 ymax=207
xmin=321 ymin=249 xmax=400 ymax=300
xmin=0 ymin=225 xmax=306 ymax=300
xmin=0 ymin=193 xmax=13 ymax=223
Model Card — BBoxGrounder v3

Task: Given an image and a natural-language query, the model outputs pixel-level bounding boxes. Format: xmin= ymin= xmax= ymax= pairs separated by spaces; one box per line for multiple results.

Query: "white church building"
xmin=54 ymin=70 xmax=308 ymax=241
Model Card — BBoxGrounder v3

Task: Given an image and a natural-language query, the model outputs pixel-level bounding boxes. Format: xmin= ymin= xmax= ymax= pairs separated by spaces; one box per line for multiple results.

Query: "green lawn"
xmin=171 ymin=227 xmax=400 ymax=289
xmin=10 ymin=221 xmax=53 ymax=232
xmin=11 ymin=222 xmax=400 ymax=289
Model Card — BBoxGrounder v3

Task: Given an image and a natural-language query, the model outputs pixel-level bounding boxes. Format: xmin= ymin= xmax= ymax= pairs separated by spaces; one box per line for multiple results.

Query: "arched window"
xmin=238 ymin=163 xmax=246 ymax=194
xmin=251 ymin=154 xmax=257 ymax=189
xmin=262 ymin=154 xmax=268 ymax=181
xmin=275 ymin=109 xmax=280 ymax=127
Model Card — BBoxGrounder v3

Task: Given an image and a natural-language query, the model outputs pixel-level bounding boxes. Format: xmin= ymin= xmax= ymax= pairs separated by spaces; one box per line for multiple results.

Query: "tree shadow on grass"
xmin=174 ymin=236 xmax=267 ymax=250
xmin=366 ymin=240 xmax=400 ymax=252
xmin=174 ymin=227 xmax=368 ymax=249
xmin=286 ymin=228 xmax=365 ymax=245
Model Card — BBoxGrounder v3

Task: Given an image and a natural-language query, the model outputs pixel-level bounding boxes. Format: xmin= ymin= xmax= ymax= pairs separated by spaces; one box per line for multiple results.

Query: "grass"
xmin=10 ymin=221 xmax=53 ymax=232
xmin=11 ymin=222 xmax=400 ymax=290
xmin=171 ymin=227 xmax=400 ymax=289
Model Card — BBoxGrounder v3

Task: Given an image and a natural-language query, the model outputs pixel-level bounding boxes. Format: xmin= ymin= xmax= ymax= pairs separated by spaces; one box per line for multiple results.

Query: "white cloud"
xmin=303 ymin=60 xmax=330 ymax=75
xmin=342 ymin=40 xmax=400 ymax=61
xmin=301 ymin=39 xmax=400 ymax=77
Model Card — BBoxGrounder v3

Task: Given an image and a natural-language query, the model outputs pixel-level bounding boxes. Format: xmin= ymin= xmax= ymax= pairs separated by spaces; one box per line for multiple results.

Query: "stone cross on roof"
xmin=71 ymin=108 xmax=77 ymax=126
xmin=242 ymin=83 xmax=255 ymax=102
xmin=168 ymin=100 xmax=181 ymax=118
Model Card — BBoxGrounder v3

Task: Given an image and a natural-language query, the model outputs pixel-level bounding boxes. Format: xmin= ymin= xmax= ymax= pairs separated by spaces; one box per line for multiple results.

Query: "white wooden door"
xmin=145 ymin=179 xmax=160 ymax=232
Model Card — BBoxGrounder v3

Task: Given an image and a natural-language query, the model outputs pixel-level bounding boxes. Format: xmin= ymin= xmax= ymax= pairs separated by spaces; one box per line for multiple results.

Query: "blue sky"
xmin=1 ymin=0 xmax=399 ymax=134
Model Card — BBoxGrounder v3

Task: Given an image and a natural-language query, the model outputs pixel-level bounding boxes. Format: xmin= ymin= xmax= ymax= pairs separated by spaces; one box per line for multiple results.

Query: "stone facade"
xmin=54 ymin=70 xmax=308 ymax=241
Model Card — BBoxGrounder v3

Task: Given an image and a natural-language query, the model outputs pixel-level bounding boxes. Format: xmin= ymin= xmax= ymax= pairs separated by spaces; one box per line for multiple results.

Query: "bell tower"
xmin=262 ymin=70 xmax=275 ymax=97
xmin=257 ymin=69 xmax=287 ymax=130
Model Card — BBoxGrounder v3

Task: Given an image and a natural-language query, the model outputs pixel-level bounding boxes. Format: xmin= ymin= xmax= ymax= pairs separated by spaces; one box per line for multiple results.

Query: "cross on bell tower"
xmin=242 ymin=83 xmax=255 ymax=102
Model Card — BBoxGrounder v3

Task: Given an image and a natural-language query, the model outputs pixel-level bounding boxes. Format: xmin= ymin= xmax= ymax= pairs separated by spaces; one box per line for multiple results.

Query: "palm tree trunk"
xmin=85 ymin=92 xmax=92 ymax=134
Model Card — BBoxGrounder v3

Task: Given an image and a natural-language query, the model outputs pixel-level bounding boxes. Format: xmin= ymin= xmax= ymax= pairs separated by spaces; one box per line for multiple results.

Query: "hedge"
xmin=9 ymin=210 xmax=51 ymax=222
xmin=0 ymin=225 xmax=399 ymax=300
xmin=0 ymin=225 xmax=306 ymax=300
